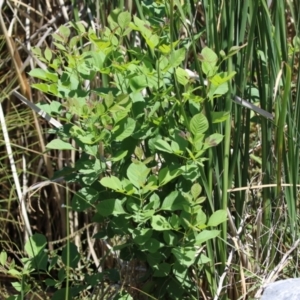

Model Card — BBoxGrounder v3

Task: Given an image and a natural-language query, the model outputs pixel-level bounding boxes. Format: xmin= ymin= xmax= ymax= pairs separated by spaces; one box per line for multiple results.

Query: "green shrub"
xmin=4 ymin=9 xmax=239 ymax=300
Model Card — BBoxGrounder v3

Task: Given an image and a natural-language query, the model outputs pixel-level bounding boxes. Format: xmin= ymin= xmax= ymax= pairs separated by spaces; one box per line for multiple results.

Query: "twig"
xmin=254 ymin=239 xmax=300 ymax=299
xmin=16 ymin=26 xmax=52 ymax=72
xmin=0 ymin=98 xmax=33 ymax=236
xmin=228 ymin=183 xmax=300 ymax=192
xmin=213 ymin=212 xmax=249 ymax=300
xmin=0 ymin=0 xmax=32 ymax=237
xmin=57 ymin=0 xmax=69 ymax=22
xmin=12 ymin=90 xmax=63 ymax=128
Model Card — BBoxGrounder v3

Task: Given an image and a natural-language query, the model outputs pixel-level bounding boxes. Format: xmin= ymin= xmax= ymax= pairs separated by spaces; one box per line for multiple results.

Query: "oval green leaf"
xmin=46 ymin=139 xmax=76 ymax=150
xmin=190 ymin=113 xmax=208 ymax=135
xmin=127 ymin=162 xmax=150 ymax=188
xmin=207 ymin=209 xmax=227 ymax=227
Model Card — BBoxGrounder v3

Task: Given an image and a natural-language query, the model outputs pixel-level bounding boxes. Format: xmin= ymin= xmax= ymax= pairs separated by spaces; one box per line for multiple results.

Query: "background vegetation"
xmin=0 ymin=0 xmax=300 ymax=299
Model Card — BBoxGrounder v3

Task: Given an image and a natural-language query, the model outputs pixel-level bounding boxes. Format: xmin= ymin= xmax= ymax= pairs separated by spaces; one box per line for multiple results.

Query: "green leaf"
xmin=169 ymin=214 xmax=181 ymax=229
xmin=113 ymin=291 xmax=134 ymax=300
xmin=24 ymin=234 xmax=48 ymax=271
xmin=219 ymin=49 xmax=226 ymax=57
xmin=0 ymin=251 xmax=7 ymax=266
xmin=161 ymin=191 xmax=188 ymax=211
xmin=122 ymin=178 xmax=137 ymax=195
xmin=46 ymin=139 xmax=76 ymax=150
xmin=85 ymin=273 xmax=103 ymax=286
xmin=132 ymin=16 xmax=159 ymax=49
xmin=28 ymin=68 xmax=58 ymax=82
xmin=25 ymin=234 xmax=47 ymax=257
xmin=110 ymin=150 xmax=128 ymax=162
xmin=169 ymin=48 xmax=186 ymax=68
xmin=227 ymin=43 xmax=247 ymax=57
xmin=7 ymin=269 xmax=21 ymax=276
xmin=36 ymin=101 xmax=61 ymax=115
xmin=204 ymin=133 xmax=224 ymax=148
xmin=190 ymin=113 xmax=208 ymax=135
xmin=196 ymin=209 xmax=207 ymax=227
xmin=207 ymin=209 xmax=227 ymax=226
xmin=71 ymin=187 xmax=98 ymax=212
xmin=133 ymin=209 xmax=155 ymax=223
xmin=82 ymin=51 xmax=105 ymax=70
xmin=44 ymin=47 xmax=52 ymax=61
xmin=200 ymin=47 xmax=218 ymax=76
xmin=132 ymin=228 xmax=152 ymax=245
xmin=198 ymin=254 xmax=211 ymax=264
xmin=31 ymin=46 xmax=42 ymax=57
xmin=127 ymin=162 xmax=150 ymax=188
xmin=191 ymin=183 xmax=202 ymax=200
xmin=154 ymin=139 xmax=173 ymax=153
xmin=11 ymin=281 xmax=26 ymax=292
xmin=176 ymin=67 xmax=189 ymax=85
xmin=77 ymin=133 xmax=98 ymax=145
xmin=174 ymin=129 xmax=188 ymax=150
xmin=195 ymin=229 xmax=220 ymax=245
xmin=211 ymin=111 xmax=230 ymax=123
xmin=49 ymin=101 xmax=62 ymax=114
xmin=129 ymin=74 xmax=148 ymax=92
xmin=159 ymin=43 xmax=171 ymax=54
xmin=100 ymin=176 xmax=123 ymax=191
xmin=118 ymin=11 xmax=131 ymax=30
xmin=70 ymin=21 xmax=85 ymax=33
xmin=208 ymin=82 xmax=229 ymax=99
xmin=52 ymin=33 xmax=65 ymax=43
xmin=112 ymin=118 xmax=136 ymax=141
xmin=145 ymin=34 xmax=159 ymax=49
xmin=134 ymin=146 xmax=144 ymax=160
xmin=96 ymin=199 xmax=126 ymax=216
xmin=163 ymin=231 xmax=178 ymax=246
xmin=171 ymin=141 xmax=182 ymax=154
xmin=45 ymin=278 xmax=56 ymax=287
xmin=108 ymin=9 xmax=122 ymax=35
xmin=61 ymin=243 xmax=80 ymax=268
xmin=147 ymin=252 xmax=164 ymax=267
xmin=48 ymin=83 xmax=59 ymax=95
xmin=158 ymin=166 xmax=183 ymax=186
xmin=195 ymin=197 xmax=206 ymax=205
xmin=69 ymin=125 xmax=85 ymax=137
xmin=293 ymin=36 xmax=300 ymax=50
xmin=171 ymin=247 xmax=196 ymax=267
xmin=126 ymin=197 xmax=140 ymax=213
xmin=144 ymin=193 xmax=160 ymax=210
xmin=58 ymin=25 xmax=70 ymax=38
xmin=153 ymin=262 xmax=171 ymax=277
xmin=31 ymin=83 xmax=49 ymax=93
xmin=151 ymin=215 xmax=172 ymax=231
xmin=186 ymin=147 xmax=196 ymax=161
xmin=172 ymin=261 xmax=188 ymax=284
xmin=193 ymin=134 xmax=205 ymax=153
xmin=210 ymin=71 xmax=236 ymax=86
xmin=141 ymin=238 xmax=163 ymax=253
xmin=51 ymin=288 xmax=72 ymax=300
